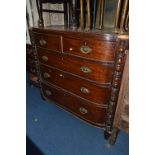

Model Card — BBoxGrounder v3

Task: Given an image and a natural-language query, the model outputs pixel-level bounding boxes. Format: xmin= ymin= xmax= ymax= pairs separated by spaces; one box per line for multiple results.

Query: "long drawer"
xmin=63 ymin=37 xmax=116 ymax=62
xmin=40 ymin=64 xmax=110 ymax=106
xmin=41 ymin=82 xmax=107 ymax=127
xmin=37 ymin=49 xmax=114 ymax=84
xmin=34 ymin=33 xmax=61 ymax=52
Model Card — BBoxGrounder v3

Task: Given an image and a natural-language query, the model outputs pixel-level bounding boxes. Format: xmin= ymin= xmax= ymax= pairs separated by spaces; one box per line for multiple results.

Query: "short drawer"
xmin=38 ymin=49 xmax=114 ymax=84
xmin=63 ymin=37 xmax=116 ymax=62
xmin=40 ymin=65 xmax=111 ymax=106
xmin=34 ymin=33 xmax=61 ymax=51
xmin=41 ymin=82 xmax=107 ymax=127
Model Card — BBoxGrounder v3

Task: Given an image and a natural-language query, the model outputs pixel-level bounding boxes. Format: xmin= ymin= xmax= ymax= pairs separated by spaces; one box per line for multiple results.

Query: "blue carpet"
xmin=26 ymin=76 xmax=129 ymax=155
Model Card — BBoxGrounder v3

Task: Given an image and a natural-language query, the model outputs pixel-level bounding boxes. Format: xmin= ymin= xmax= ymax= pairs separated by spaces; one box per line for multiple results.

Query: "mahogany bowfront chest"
xmin=32 ymin=27 xmax=128 ymax=137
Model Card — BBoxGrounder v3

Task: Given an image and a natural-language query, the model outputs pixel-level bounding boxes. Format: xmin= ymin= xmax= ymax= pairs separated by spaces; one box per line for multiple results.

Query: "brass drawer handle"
xmin=80 ymin=44 xmax=92 ymax=54
xmin=39 ymin=39 xmax=47 ymax=46
xmin=45 ymin=90 xmax=52 ymax=96
xmin=41 ymin=56 xmax=48 ymax=62
xmin=43 ymin=72 xmax=50 ymax=78
xmin=80 ymin=66 xmax=92 ymax=73
xmin=79 ymin=107 xmax=88 ymax=114
xmin=80 ymin=87 xmax=90 ymax=94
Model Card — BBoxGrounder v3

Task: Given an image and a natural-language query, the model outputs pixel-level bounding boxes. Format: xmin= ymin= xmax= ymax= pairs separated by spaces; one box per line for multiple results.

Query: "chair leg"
xmin=108 ymin=127 xmax=120 ymax=145
xmin=67 ymin=2 xmax=70 ymax=26
xmin=64 ymin=2 xmax=68 ymax=26
xmin=85 ymin=0 xmax=91 ymax=31
xmin=70 ymin=0 xmax=78 ymax=29
xmin=91 ymin=0 xmax=97 ymax=30
xmin=36 ymin=0 xmax=44 ymax=27
xmin=40 ymin=91 xmax=45 ymax=101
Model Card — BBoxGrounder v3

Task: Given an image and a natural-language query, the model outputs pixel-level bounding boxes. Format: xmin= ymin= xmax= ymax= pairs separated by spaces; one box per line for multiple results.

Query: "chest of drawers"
xmin=32 ymin=27 xmax=128 ymax=137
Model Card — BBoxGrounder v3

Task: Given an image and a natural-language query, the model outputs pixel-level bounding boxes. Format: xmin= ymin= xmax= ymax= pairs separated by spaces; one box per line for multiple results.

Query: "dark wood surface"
xmin=34 ymin=33 xmax=61 ymax=51
xmin=37 ymin=49 xmax=114 ymax=84
xmin=63 ymin=36 xmax=116 ymax=62
xmin=40 ymin=64 xmax=110 ymax=106
xmin=32 ymin=26 xmax=117 ymax=41
xmin=41 ymin=82 xmax=107 ymax=127
xmin=32 ymin=27 xmax=128 ymax=134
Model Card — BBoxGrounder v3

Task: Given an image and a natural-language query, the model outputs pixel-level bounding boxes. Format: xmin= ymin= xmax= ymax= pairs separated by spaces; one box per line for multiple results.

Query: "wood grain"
xmin=40 ymin=64 xmax=111 ymax=106
xmin=38 ymin=49 xmax=114 ymax=84
xmin=63 ymin=37 xmax=116 ymax=62
xmin=34 ymin=33 xmax=61 ymax=51
xmin=41 ymin=82 xmax=107 ymax=127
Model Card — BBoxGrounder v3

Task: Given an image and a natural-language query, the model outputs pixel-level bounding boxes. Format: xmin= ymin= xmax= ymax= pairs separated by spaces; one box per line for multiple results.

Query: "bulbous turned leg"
xmin=104 ymin=131 xmax=111 ymax=140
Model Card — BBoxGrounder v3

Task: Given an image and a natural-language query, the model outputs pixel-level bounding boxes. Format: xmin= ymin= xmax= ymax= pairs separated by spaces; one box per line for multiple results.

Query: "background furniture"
xmin=36 ymin=0 xmax=129 ymax=32
xmin=36 ymin=0 xmax=70 ymax=27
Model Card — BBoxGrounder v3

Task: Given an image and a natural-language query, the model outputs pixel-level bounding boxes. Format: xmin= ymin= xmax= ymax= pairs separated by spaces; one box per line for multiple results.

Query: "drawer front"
xmin=40 ymin=65 xmax=110 ymax=105
xmin=38 ymin=49 xmax=114 ymax=84
xmin=41 ymin=82 xmax=107 ymax=127
xmin=34 ymin=33 xmax=61 ymax=51
xmin=63 ymin=37 xmax=115 ymax=62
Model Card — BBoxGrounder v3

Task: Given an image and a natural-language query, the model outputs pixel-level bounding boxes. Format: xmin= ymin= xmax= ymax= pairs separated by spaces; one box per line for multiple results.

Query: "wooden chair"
xmin=36 ymin=0 xmax=70 ymax=27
